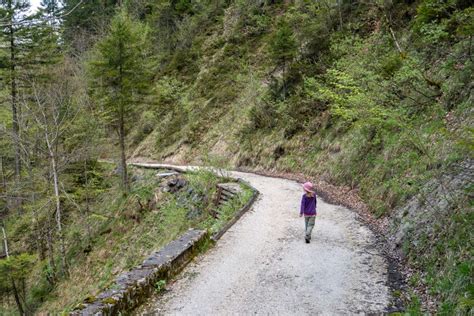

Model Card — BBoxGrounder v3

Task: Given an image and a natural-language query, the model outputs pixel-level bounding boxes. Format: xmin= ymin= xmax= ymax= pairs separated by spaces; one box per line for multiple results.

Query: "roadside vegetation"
xmin=1 ymin=163 xmax=252 ymax=314
xmin=0 ymin=0 xmax=472 ymax=314
xmin=127 ymin=1 xmax=472 ymax=313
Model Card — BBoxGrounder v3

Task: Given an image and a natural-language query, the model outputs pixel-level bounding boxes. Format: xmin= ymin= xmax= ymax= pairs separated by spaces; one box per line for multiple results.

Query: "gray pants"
xmin=304 ymin=216 xmax=316 ymax=240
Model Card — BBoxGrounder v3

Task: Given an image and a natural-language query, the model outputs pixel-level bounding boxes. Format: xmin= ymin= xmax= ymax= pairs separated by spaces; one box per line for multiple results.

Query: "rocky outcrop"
xmin=389 ymin=160 xmax=473 ymax=255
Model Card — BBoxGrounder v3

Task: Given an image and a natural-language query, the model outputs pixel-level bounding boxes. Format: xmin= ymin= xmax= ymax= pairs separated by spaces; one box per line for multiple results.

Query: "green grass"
xmin=0 ymin=163 xmax=253 ymax=314
xmin=405 ymin=198 xmax=474 ymax=315
xmin=123 ymin=1 xmax=472 ymax=313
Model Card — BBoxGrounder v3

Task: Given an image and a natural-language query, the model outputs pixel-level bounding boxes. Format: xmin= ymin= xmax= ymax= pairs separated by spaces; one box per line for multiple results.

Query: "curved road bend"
xmin=132 ymin=165 xmax=390 ymax=315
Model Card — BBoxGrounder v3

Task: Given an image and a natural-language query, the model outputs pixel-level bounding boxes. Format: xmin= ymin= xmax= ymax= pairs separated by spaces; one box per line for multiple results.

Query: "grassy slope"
xmin=1 ymin=164 xmax=252 ymax=314
xmin=132 ymin=1 xmax=473 ymax=313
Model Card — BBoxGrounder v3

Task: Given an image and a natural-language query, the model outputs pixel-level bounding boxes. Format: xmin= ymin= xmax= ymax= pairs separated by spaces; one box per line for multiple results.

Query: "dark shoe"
xmin=305 ymin=238 xmax=310 ymax=243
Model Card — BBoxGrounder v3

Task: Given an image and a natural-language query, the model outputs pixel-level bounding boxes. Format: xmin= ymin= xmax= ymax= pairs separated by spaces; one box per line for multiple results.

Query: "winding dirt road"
xmin=133 ymin=164 xmax=391 ymax=315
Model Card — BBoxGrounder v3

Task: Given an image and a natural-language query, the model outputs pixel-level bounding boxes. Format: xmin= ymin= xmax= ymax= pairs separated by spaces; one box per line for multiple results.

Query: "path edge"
xmin=70 ymin=229 xmax=210 ymax=316
xmin=70 ymin=163 xmax=260 ymax=315
xmin=211 ymin=178 xmax=259 ymax=242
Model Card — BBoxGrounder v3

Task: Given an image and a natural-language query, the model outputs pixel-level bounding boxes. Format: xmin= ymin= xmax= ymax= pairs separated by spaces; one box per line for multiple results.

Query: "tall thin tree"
xmin=0 ymin=0 xmax=31 ymax=181
xmin=89 ymin=9 xmax=151 ymax=194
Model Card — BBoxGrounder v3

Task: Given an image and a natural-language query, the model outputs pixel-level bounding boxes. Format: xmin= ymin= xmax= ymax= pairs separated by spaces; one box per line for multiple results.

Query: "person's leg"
xmin=304 ymin=217 xmax=310 ymax=242
xmin=306 ymin=216 xmax=316 ymax=240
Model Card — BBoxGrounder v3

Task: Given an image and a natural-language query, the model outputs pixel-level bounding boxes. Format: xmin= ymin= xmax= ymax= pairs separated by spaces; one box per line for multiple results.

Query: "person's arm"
xmin=300 ymin=196 xmax=305 ymax=217
xmin=314 ymin=196 xmax=317 ymax=215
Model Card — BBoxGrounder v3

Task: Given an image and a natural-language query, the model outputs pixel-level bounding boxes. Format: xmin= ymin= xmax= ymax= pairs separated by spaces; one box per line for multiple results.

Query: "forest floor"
xmin=132 ymin=166 xmax=398 ymax=314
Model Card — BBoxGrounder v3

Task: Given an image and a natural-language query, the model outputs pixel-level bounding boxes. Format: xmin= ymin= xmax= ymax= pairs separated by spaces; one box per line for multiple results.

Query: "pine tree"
xmin=269 ymin=19 xmax=297 ymax=67
xmin=1 ymin=0 xmax=65 ymax=288
xmin=0 ymin=0 xmax=32 ymax=181
xmin=62 ymin=0 xmax=119 ymax=51
xmin=0 ymin=0 xmax=60 ymax=184
xmin=89 ymin=9 xmax=151 ymax=193
xmin=0 ymin=253 xmax=35 ymax=314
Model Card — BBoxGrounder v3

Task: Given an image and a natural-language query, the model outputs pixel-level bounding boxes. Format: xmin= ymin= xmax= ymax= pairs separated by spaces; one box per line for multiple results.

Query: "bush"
xmin=268 ymin=19 xmax=297 ymax=66
xmin=379 ymin=53 xmax=404 ymax=78
xmin=247 ymin=99 xmax=279 ymax=130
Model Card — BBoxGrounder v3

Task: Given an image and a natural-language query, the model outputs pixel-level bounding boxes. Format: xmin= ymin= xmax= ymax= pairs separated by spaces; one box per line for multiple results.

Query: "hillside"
xmin=128 ymin=1 xmax=473 ymax=313
xmin=0 ymin=0 xmax=472 ymax=314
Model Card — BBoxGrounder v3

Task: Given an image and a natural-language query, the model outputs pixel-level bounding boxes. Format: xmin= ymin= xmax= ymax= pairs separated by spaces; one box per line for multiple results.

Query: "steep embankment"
xmin=130 ymin=1 xmax=472 ymax=313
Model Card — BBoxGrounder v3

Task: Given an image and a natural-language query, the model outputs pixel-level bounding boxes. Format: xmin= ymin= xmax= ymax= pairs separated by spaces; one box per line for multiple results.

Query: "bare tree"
xmin=23 ymin=64 xmax=84 ymax=276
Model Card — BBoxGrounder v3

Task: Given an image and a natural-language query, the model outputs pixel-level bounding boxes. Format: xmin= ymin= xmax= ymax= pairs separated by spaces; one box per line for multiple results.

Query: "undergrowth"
xmin=126 ymin=1 xmax=472 ymax=313
xmin=0 ymin=164 xmax=252 ymax=314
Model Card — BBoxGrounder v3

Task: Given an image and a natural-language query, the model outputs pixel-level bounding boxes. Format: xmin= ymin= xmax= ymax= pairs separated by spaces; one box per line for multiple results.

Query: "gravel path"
xmin=134 ymin=166 xmax=391 ymax=315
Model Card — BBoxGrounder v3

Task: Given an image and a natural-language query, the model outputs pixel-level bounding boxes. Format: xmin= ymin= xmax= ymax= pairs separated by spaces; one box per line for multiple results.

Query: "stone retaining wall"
xmin=212 ymin=178 xmax=259 ymax=241
xmin=71 ymin=164 xmax=259 ymax=315
xmin=71 ymin=229 xmax=208 ymax=315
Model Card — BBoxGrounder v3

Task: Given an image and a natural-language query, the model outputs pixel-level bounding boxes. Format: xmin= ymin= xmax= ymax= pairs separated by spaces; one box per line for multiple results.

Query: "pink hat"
xmin=303 ymin=182 xmax=315 ymax=193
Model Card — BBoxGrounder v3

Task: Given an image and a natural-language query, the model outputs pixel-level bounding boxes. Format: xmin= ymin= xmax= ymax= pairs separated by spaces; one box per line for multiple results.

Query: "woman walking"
xmin=300 ymin=182 xmax=317 ymax=243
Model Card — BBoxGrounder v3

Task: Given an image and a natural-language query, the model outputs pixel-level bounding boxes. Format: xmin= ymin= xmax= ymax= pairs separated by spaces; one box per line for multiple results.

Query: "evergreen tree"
xmin=89 ymin=9 xmax=151 ymax=193
xmin=0 ymin=253 xmax=35 ymax=314
xmin=269 ymin=19 xmax=296 ymax=67
xmin=62 ymin=0 xmax=119 ymax=51
xmin=0 ymin=0 xmax=60 ymax=182
xmin=0 ymin=0 xmax=32 ymax=181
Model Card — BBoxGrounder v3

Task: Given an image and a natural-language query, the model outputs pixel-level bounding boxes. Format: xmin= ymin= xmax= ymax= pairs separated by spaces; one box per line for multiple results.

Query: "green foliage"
xmin=62 ymin=0 xmax=119 ymax=49
xmin=186 ymin=169 xmax=219 ymax=197
xmin=234 ymin=0 xmax=272 ymax=37
xmin=247 ymin=98 xmax=279 ymax=130
xmin=88 ymin=8 xmax=153 ymax=191
xmin=154 ymin=76 xmax=186 ymax=109
xmin=415 ymin=0 xmax=457 ymax=26
xmin=452 ymin=8 xmax=474 ymax=37
xmin=6 ymin=164 xmax=252 ymax=313
xmin=286 ymin=1 xmax=333 ymax=61
xmin=0 ymin=253 xmax=36 ymax=310
xmin=89 ymin=9 xmax=152 ymax=124
xmin=174 ymin=0 xmax=193 ymax=15
xmin=414 ymin=0 xmax=473 ymax=45
xmin=268 ymin=19 xmax=297 ymax=65
xmin=379 ymin=53 xmax=404 ymax=79
xmin=0 ymin=253 xmax=36 ymax=285
xmin=305 ymin=70 xmax=401 ymax=131
xmin=403 ymin=201 xmax=474 ymax=314
xmin=1 ymin=0 xmax=473 ymax=314
xmin=154 ymin=279 xmax=166 ymax=292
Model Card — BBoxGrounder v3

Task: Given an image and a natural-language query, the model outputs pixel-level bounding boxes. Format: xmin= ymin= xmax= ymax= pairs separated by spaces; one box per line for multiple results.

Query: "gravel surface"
xmin=133 ymin=167 xmax=391 ymax=315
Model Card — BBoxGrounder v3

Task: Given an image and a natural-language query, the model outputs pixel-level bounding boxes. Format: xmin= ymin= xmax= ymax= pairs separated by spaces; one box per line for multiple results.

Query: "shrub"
xmin=247 ymin=99 xmax=279 ymax=130
xmin=268 ymin=19 xmax=297 ymax=66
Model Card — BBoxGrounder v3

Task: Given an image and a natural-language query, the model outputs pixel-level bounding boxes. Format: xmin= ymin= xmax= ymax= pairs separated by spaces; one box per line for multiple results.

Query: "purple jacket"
xmin=300 ymin=194 xmax=317 ymax=216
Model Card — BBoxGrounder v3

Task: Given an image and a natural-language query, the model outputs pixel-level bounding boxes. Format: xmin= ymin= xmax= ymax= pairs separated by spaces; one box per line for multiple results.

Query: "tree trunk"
xmin=337 ymin=0 xmax=343 ymax=30
xmin=11 ymin=279 xmax=24 ymax=316
xmin=119 ymin=104 xmax=129 ymax=194
xmin=43 ymin=127 xmax=67 ymax=276
xmin=50 ymin=152 xmax=68 ymax=276
xmin=2 ymin=222 xmax=24 ymax=315
xmin=8 ymin=5 xmax=21 ymax=181
xmin=45 ymin=221 xmax=56 ymax=285
xmin=2 ymin=224 xmax=9 ymax=258
xmin=384 ymin=14 xmax=403 ymax=54
xmin=117 ymin=50 xmax=129 ymax=194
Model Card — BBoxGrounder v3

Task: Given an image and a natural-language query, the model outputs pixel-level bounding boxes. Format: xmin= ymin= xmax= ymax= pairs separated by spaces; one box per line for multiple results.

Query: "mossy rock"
xmin=102 ymin=297 xmax=118 ymax=305
xmin=83 ymin=295 xmax=96 ymax=303
xmin=74 ymin=303 xmax=86 ymax=310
